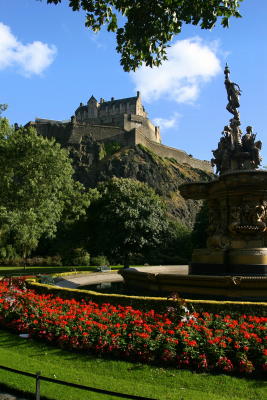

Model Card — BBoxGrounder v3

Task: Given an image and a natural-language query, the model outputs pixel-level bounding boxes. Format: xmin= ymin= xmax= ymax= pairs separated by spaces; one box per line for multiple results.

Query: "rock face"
xmin=69 ymin=139 xmax=213 ymax=228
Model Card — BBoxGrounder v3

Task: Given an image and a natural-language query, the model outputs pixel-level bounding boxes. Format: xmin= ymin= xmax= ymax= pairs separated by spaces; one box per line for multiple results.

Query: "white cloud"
xmin=153 ymin=112 xmax=181 ymax=130
xmin=131 ymin=37 xmax=221 ymax=104
xmin=0 ymin=22 xmax=57 ymax=76
xmin=88 ymin=32 xmax=105 ymax=49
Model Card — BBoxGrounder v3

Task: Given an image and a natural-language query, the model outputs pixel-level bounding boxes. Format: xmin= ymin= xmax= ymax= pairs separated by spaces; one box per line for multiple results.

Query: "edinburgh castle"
xmin=28 ymin=92 xmax=211 ymax=172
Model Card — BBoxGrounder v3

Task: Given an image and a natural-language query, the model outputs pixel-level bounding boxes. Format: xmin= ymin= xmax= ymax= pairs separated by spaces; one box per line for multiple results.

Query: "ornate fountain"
xmin=180 ymin=65 xmax=267 ymax=277
xmin=121 ymin=66 xmax=267 ymax=299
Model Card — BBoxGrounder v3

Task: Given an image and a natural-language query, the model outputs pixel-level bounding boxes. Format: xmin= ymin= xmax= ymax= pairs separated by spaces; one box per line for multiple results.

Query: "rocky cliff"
xmin=69 ymin=138 xmax=213 ymax=228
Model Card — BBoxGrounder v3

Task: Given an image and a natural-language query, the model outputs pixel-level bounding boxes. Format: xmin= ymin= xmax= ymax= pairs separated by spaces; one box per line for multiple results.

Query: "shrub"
xmin=0 ymin=257 xmax=23 ymax=266
xmin=63 ymin=248 xmax=90 ymax=266
xmin=91 ymin=255 xmax=109 ymax=266
xmin=104 ymin=141 xmax=122 ymax=155
xmin=0 ymin=255 xmax=62 ymax=266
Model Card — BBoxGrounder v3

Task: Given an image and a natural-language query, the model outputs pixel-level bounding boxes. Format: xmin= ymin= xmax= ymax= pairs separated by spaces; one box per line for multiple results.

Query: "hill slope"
xmin=69 ymin=141 xmax=212 ymax=228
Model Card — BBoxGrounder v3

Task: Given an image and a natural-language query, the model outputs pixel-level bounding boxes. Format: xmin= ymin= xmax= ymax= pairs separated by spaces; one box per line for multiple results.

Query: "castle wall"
xmin=134 ymin=129 xmax=212 ymax=172
xmin=68 ymin=123 xmax=126 ymax=144
xmin=30 ymin=120 xmax=73 ymax=146
xmin=32 ymin=121 xmax=211 ymax=172
xmin=122 ymin=115 xmax=160 ymax=143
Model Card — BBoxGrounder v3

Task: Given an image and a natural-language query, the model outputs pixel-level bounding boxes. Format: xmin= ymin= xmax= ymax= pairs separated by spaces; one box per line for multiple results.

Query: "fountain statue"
xmin=211 ymin=65 xmax=262 ymax=174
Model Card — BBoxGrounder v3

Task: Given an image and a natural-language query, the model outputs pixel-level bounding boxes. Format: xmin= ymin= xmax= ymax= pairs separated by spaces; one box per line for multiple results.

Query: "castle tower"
xmin=136 ymin=91 xmax=147 ymax=118
xmin=87 ymin=95 xmax=99 ymax=119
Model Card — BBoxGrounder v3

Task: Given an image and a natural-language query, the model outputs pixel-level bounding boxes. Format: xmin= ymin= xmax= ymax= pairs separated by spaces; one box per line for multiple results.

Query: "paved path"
xmin=54 ymin=271 xmax=123 ymax=289
xmin=54 ymin=266 xmax=189 ymax=289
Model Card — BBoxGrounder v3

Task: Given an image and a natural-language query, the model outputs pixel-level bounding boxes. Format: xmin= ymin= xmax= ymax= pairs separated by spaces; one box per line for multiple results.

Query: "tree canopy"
xmin=88 ymin=177 xmax=168 ymax=267
xmin=0 ymin=121 xmax=90 ymax=259
xmin=46 ymin=0 xmax=243 ymax=71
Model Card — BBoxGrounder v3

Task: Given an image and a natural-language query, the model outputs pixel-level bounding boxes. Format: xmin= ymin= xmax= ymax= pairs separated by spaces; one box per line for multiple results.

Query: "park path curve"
xmin=54 ymin=266 xmax=189 ymax=289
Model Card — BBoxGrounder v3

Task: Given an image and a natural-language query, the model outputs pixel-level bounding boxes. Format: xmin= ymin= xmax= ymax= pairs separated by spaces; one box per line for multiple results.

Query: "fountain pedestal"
xmin=180 ymin=170 xmax=267 ymax=276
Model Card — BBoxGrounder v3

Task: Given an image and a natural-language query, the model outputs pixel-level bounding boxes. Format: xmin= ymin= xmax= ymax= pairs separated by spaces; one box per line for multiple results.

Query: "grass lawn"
xmin=0 ymin=329 xmax=266 ymax=400
xmin=0 ymin=265 xmax=124 ymax=276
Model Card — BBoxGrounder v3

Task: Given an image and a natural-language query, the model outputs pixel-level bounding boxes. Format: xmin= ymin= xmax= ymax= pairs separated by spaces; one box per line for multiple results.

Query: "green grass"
xmin=0 ymin=329 xmax=266 ymax=400
xmin=0 ymin=265 xmax=124 ymax=276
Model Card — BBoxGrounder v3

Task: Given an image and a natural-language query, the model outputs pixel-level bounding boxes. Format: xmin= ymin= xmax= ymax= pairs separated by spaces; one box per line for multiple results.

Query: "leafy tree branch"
xmin=45 ymin=0 xmax=243 ymax=71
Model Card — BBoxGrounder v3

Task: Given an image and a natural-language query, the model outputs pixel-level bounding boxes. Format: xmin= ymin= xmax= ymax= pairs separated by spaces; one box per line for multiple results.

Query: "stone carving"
xmin=211 ymin=125 xmax=234 ymax=174
xmin=241 ymin=126 xmax=262 ymax=169
xmin=207 ymin=234 xmax=230 ymax=249
xmin=228 ymin=200 xmax=267 ymax=234
xmin=206 ymin=201 xmax=230 ymax=249
xmin=212 ymin=65 xmax=262 ymax=175
xmin=228 ymin=206 xmax=241 ymax=233
xmin=224 ymin=63 xmax=241 ymax=120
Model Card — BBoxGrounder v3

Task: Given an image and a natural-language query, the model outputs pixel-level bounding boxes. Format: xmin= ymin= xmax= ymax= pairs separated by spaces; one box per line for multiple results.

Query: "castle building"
xmin=28 ymin=92 xmax=211 ymax=172
xmin=74 ymin=91 xmax=161 ymax=144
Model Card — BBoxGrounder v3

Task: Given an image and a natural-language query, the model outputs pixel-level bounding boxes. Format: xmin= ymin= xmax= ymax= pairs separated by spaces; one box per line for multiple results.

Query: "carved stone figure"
xmin=224 ymin=64 xmax=241 ymax=120
xmin=228 ymin=206 xmax=241 ymax=233
xmin=212 ymin=125 xmax=233 ymax=174
xmin=229 ymin=117 xmax=242 ymax=146
xmin=241 ymin=126 xmax=262 ymax=168
xmin=242 ymin=126 xmax=255 ymax=151
xmin=212 ymin=66 xmax=262 ymax=175
xmin=207 ymin=207 xmax=220 ymax=235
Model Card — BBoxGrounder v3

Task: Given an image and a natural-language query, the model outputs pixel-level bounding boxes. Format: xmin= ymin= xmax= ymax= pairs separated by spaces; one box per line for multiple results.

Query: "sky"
xmin=0 ymin=0 xmax=266 ymax=165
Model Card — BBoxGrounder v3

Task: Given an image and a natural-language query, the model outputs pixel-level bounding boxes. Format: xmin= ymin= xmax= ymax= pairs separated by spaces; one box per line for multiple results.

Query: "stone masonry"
xmin=27 ymin=92 xmax=211 ymax=172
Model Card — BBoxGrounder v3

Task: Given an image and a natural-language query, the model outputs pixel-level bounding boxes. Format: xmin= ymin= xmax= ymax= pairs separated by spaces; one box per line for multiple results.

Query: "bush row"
xmin=26 ymin=280 xmax=267 ymax=316
xmin=0 ymin=253 xmax=109 ymax=267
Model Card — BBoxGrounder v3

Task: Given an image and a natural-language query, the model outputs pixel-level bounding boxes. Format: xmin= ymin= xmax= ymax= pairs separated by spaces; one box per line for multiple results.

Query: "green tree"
xmin=0 ymin=123 xmax=90 ymax=260
xmin=147 ymin=219 xmax=192 ymax=265
xmin=88 ymin=177 xmax=168 ymax=267
xmin=36 ymin=187 xmax=98 ymax=263
xmin=0 ymin=105 xmax=12 ymax=139
xmin=46 ymin=0 xmax=243 ymax=71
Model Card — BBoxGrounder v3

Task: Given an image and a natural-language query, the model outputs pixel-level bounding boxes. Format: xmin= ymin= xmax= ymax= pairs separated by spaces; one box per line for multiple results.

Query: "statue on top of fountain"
xmin=211 ymin=65 xmax=262 ymax=175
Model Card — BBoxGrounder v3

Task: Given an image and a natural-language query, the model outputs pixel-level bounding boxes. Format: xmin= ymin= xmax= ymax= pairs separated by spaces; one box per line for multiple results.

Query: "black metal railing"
xmin=0 ymin=365 xmax=157 ymax=400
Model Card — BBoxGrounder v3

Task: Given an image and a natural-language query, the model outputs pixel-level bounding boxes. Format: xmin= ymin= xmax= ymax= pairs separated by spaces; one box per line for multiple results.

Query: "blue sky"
xmin=0 ymin=0 xmax=266 ymax=165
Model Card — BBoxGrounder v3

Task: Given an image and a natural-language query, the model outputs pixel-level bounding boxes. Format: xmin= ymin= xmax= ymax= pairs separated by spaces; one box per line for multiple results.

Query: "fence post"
xmin=35 ymin=371 xmax=41 ymax=400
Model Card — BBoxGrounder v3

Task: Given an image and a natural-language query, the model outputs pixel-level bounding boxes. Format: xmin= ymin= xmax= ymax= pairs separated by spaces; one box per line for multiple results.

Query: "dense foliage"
xmin=0 ymin=278 xmax=266 ymax=376
xmin=87 ymin=177 xmax=169 ymax=267
xmin=147 ymin=220 xmax=193 ymax=265
xmin=45 ymin=0 xmax=243 ymax=71
xmin=0 ymin=111 xmax=204 ymax=265
xmin=0 ymin=121 xmax=90 ymax=259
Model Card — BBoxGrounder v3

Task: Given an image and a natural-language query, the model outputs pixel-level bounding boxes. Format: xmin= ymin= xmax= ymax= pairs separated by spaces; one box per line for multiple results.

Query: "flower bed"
xmin=0 ymin=278 xmax=266 ymax=376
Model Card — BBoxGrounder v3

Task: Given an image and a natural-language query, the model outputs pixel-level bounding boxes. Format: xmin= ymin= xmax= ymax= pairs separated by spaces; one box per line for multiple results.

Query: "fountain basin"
xmin=120 ymin=267 xmax=267 ymax=300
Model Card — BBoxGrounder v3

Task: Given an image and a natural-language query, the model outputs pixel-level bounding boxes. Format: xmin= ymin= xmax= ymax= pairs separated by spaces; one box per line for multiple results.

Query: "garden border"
xmin=26 ymin=279 xmax=267 ymax=315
